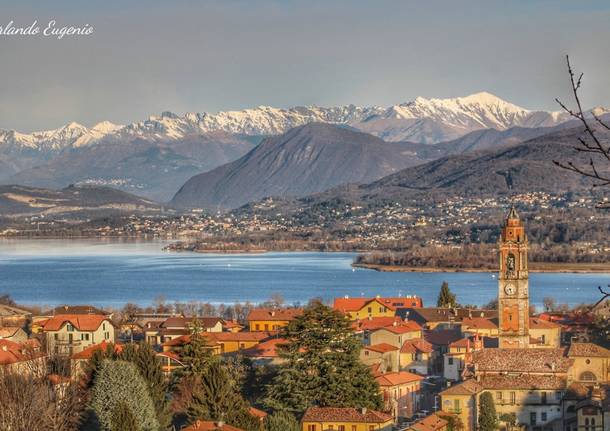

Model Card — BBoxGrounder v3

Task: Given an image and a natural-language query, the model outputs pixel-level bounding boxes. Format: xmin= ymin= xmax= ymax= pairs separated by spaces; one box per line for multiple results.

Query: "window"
xmin=368 ymin=307 xmax=372 ymax=313
xmin=54 ymin=333 xmax=58 ymax=340
xmin=580 ymin=372 xmax=597 ymax=382
xmin=448 ymin=358 xmax=454 ymax=365
xmin=328 ymin=426 xmax=333 ymax=430
xmin=66 ymin=323 xmax=74 ymax=332
xmin=369 ymin=426 xmax=375 ymax=431
xmin=338 ymin=426 xmax=345 ymax=431
xmin=496 ymin=392 xmax=502 ymax=401
xmin=307 ymin=426 xmax=316 ymax=431
xmin=530 ymin=412 xmax=536 ymax=426
xmin=264 ymin=324 xmax=269 ymax=331
xmin=453 ymin=399 xmax=460 ymax=412
xmin=255 ymin=324 xmax=260 ymax=331
xmin=351 ymin=426 xmax=356 ymax=431
xmin=510 ymin=392 xmax=516 ymax=404
xmin=541 ymin=392 xmax=547 ymax=404
xmin=541 ymin=412 xmax=547 ymax=422
xmin=379 ymin=307 xmax=383 ymax=313
xmin=239 ymin=343 xmax=245 ymax=350
xmin=103 ymin=323 xmax=106 ymax=331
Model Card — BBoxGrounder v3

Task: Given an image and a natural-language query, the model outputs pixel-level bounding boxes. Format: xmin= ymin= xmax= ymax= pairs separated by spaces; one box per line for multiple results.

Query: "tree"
xmin=590 ymin=314 xmax=610 ymax=348
xmin=265 ymin=411 xmax=300 ymax=431
xmin=264 ymin=300 xmax=383 ymax=414
xmin=543 ymin=296 xmax=557 ymax=312
xmin=111 ymin=403 xmax=139 ymax=431
xmin=90 ymin=360 xmax=160 ymax=431
xmin=119 ymin=343 xmax=172 ymax=430
xmin=553 ymin=55 xmax=610 ymax=201
xmin=437 ymin=281 xmax=457 ymax=308
xmin=478 ymin=392 xmax=498 ymax=431
xmin=187 ymin=361 xmax=258 ymax=431
xmin=180 ymin=320 xmax=216 ymax=376
xmin=437 ymin=412 xmax=464 ymax=431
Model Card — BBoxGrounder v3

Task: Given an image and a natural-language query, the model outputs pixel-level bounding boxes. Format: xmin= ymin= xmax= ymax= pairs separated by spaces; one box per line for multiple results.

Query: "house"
xmin=443 ymin=336 xmax=486 ymax=382
xmin=396 ymin=308 xmax=497 ymax=331
xmin=162 ymin=331 xmax=273 ymax=356
xmin=361 ymin=343 xmax=400 ymax=373
xmin=145 ymin=316 xmax=223 ymax=346
xmin=0 ymin=338 xmax=44 ymax=374
xmin=182 ymin=420 xmax=244 ymax=431
xmin=70 ymin=340 xmax=122 ymax=376
xmin=369 ymin=323 xmax=422 ymax=350
xmin=400 ymin=338 xmax=435 ymax=375
xmin=563 ymin=384 xmax=610 ymax=431
xmin=424 ymin=329 xmax=464 ymax=374
xmin=334 ymin=296 xmax=422 ymax=321
xmin=375 ymin=371 xmax=424 ymax=419
xmin=0 ymin=326 xmax=28 ymax=343
xmin=0 ymin=303 xmax=31 ymax=326
xmin=41 ymin=314 xmax=115 ymax=355
xmin=247 ymin=308 xmax=303 ymax=332
xmin=406 ymin=414 xmax=448 ymax=431
xmin=301 ymin=407 xmax=394 ymax=431
xmin=460 ymin=317 xmax=499 ymax=338
xmin=242 ymin=337 xmax=287 ymax=366
xmin=356 ymin=317 xmax=423 ymax=345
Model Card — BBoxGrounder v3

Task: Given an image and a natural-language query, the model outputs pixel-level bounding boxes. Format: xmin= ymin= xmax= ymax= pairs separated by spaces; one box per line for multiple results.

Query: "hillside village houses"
xmin=0 ymin=208 xmax=609 ymax=431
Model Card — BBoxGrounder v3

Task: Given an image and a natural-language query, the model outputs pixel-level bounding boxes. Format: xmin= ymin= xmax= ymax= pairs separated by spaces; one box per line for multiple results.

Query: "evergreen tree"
xmin=119 ymin=343 xmax=172 ymax=430
xmin=111 ymin=402 xmax=139 ymax=431
xmin=187 ymin=361 xmax=257 ymax=431
xmin=264 ymin=300 xmax=383 ymax=414
xmin=478 ymin=391 xmax=498 ymax=431
xmin=90 ymin=360 xmax=159 ymax=431
xmin=437 ymin=281 xmax=457 ymax=308
xmin=265 ymin=411 xmax=300 ymax=431
xmin=181 ymin=319 xmax=216 ymax=376
xmin=85 ymin=343 xmax=120 ymax=387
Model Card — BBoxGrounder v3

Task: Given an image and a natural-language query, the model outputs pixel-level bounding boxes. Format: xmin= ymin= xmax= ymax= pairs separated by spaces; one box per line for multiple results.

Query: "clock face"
xmin=504 ymin=283 xmax=516 ymax=295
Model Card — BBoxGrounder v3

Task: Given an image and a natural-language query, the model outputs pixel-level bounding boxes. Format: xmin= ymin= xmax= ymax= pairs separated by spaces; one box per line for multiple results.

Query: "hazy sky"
xmin=1 ymin=0 xmax=610 ymax=132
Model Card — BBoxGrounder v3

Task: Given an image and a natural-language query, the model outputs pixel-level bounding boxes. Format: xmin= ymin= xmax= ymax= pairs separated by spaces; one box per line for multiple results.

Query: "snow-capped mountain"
xmin=0 ymin=92 xmax=582 ymax=151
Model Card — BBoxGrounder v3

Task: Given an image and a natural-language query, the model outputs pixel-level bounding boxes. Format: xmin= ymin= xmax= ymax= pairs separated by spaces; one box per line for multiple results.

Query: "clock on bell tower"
xmin=498 ymin=206 xmax=530 ymax=349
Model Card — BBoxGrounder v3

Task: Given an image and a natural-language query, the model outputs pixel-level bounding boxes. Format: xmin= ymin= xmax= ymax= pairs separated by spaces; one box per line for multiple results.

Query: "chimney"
xmin=217 ymin=420 xmax=225 ymax=428
xmin=2 ymin=345 xmax=7 ymax=352
xmin=361 ymin=407 xmax=367 ymax=415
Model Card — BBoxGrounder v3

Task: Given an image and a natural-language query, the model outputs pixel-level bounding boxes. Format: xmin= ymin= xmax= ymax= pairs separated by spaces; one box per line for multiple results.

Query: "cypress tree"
xmin=478 ymin=391 xmax=498 ymax=431
xmin=181 ymin=320 xmax=216 ymax=376
xmin=264 ymin=300 xmax=383 ymax=414
xmin=119 ymin=343 xmax=172 ymax=430
xmin=437 ymin=281 xmax=457 ymax=308
xmin=90 ymin=360 xmax=159 ymax=431
xmin=111 ymin=402 xmax=139 ymax=431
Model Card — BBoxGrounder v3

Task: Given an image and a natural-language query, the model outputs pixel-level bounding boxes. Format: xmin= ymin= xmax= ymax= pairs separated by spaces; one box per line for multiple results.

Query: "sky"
xmin=1 ymin=0 xmax=610 ymax=132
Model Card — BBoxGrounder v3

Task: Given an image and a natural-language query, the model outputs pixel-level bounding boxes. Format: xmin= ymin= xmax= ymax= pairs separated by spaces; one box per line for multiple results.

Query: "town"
xmin=1 ymin=208 xmax=609 ymax=431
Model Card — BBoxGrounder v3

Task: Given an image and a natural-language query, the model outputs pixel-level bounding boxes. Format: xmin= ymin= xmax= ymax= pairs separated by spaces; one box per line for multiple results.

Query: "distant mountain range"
xmin=1 ymin=92 xmax=608 ymax=207
xmin=170 ymin=123 xmax=432 ymax=210
xmin=238 ymin=124 xmax=610 ymax=217
xmin=0 ymin=185 xmax=164 ymax=219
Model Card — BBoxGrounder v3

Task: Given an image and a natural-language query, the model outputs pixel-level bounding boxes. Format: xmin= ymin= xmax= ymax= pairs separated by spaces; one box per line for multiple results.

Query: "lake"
xmin=0 ymin=239 xmax=608 ymax=309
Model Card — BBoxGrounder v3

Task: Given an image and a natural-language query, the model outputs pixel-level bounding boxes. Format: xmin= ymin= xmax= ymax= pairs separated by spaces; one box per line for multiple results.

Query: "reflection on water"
xmin=0 ymin=239 xmax=607 ymax=309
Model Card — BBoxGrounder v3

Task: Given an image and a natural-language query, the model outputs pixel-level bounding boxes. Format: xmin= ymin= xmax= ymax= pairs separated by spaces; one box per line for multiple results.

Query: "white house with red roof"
xmin=42 ymin=314 xmax=115 ymax=355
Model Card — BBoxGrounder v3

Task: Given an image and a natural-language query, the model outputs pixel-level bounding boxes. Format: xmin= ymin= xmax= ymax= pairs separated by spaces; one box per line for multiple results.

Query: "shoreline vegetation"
xmin=352 ymin=262 xmax=610 ymax=273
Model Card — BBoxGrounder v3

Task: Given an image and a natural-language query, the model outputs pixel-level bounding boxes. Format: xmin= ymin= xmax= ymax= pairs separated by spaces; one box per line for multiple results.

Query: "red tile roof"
xmin=70 ymin=341 xmax=122 ymax=360
xmin=409 ymin=414 xmax=448 ymax=431
xmin=376 ymin=322 xmax=422 ymax=335
xmin=42 ymin=314 xmax=110 ymax=332
xmin=242 ymin=338 xmax=286 ymax=358
xmin=440 ymin=379 xmax=483 ymax=396
xmin=302 ymin=407 xmax=393 ymax=423
xmin=182 ymin=421 xmax=244 ymax=431
xmin=353 ymin=316 xmax=412 ymax=331
xmin=470 ymin=348 xmax=572 ymax=373
xmin=365 ymin=343 xmax=400 ymax=354
xmin=334 ymin=296 xmax=422 ymax=313
xmin=0 ymin=326 xmax=22 ymax=338
xmin=247 ymin=308 xmax=303 ymax=322
xmin=376 ymin=371 xmax=424 ymax=386
xmin=424 ymin=329 xmax=463 ymax=346
xmin=461 ymin=317 xmax=498 ymax=330
xmin=0 ymin=339 xmax=39 ymax=365
xmin=568 ymin=342 xmax=610 ymax=358
xmin=401 ymin=338 xmax=434 ymax=354
xmin=530 ymin=317 xmax=562 ymax=329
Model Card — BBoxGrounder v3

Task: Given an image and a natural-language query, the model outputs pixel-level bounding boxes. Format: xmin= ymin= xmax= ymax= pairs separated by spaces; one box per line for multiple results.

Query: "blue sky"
xmin=1 ymin=0 xmax=609 ymax=131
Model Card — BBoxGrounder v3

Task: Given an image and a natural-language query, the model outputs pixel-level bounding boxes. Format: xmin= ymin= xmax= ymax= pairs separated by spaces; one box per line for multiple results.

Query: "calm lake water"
xmin=0 ymin=239 xmax=608 ymax=309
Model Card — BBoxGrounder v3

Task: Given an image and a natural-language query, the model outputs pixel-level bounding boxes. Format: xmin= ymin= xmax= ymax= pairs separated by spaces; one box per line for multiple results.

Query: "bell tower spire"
xmin=498 ymin=206 xmax=530 ymax=348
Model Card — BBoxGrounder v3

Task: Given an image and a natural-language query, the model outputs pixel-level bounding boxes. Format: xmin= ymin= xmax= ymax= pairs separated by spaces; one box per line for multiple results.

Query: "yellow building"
xmin=247 ymin=308 xmax=303 ymax=332
xmin=301 ymin=407 xmax=394 ymax=431
xmin=334 ymin=297 xmax=423 ymax=321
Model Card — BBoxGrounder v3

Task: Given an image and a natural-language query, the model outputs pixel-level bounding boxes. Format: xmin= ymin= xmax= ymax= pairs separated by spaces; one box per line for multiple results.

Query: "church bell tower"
xmin=498 ymin=206 xmax=530 ymax=349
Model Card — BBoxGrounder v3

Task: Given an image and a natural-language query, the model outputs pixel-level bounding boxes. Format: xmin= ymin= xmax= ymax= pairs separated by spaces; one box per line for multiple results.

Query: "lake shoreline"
xmin=352 ymin=263 xmax=610 ymax=274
